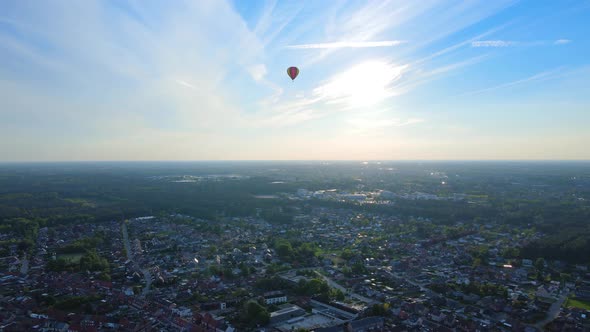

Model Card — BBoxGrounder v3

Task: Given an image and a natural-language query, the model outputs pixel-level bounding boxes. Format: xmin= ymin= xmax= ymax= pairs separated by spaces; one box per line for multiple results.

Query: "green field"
xmin=57 ymin=253 xmax=84 ymax=263
xmin=564 ymin=297 xmax=590 ymax=311
xmin=64 ymin=198 xmax=96 ymax=208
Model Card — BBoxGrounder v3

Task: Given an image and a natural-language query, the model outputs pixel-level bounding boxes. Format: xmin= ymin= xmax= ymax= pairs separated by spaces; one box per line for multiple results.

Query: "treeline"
xmin=47 ymin=250 xmax=110 ymax=277
xmin=294 ymin=278 xmax=345 ymax=302
xmin=253 ymin=274 xmax=344 ymax=302
xmin=0 ymin=169 xmax=307 ymax=224
xmin=308 ymin=198 xmax=495 ymax=225
xmin=273 ymin=238 xmax=321 ymax=265
xmin=306 ymin=190 xmax=589 ymax=228
xmin=53 ymin=295 xmax=102 ymax=312
xmin=429 ymin=281 xmax=508 ymax=299
xmin=520 ymin=225 xmax=590 ymax=264
xmin=58 ymin=233 xmax=107 ymax=254
xmin=491 ymin=199 xmax=590 ymax=228
xmin=0 ymin=217 xmax=41 ymax=255
xmin=459 ymin=282 xmax=508 ymax=298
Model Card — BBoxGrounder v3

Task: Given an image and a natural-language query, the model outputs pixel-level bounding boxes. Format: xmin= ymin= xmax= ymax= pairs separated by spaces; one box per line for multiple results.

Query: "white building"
xmin=264 ymin=292 xmax=287 ymax=305
xmin=341 ymin=194 xmax=367 ymax=201
xmin=296 ymin=189 xmax=309 ymax=197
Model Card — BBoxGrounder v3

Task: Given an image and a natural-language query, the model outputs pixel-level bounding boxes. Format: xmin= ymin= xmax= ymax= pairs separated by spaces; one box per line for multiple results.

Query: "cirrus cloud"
xmin=286 ymin=40 xmax=407 ymax=49
xmin=472 ymin=39 xmax=572 ymax=47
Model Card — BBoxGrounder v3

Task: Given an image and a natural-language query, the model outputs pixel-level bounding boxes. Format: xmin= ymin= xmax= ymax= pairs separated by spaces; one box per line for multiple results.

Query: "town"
xmin=2 ymin=0 xmax=589 ymax=330
xmin=1 ymin=160 xmax=590 ymax=331
xmin=2 ymin=197 xmax=589 ymax=331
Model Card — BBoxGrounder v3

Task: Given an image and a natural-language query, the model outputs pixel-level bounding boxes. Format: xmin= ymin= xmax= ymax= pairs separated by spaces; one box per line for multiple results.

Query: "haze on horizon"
xmin=1 ymin=0 xmax=589 ymax=162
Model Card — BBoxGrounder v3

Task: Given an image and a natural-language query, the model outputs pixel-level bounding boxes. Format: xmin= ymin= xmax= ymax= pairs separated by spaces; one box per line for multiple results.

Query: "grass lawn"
xmin=564 ymin=297 xmax=590 ymax=311
xmin=57 ymin=253 xmax=84 ymax=263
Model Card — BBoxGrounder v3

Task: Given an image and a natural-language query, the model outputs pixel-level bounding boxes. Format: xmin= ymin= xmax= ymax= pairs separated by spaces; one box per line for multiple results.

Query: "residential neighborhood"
xmin=2 ymin=203 xmax=589 ymax=331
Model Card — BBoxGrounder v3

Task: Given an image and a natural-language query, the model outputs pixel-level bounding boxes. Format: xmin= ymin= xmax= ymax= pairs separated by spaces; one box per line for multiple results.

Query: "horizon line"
xmin=1 ymin=159 xmax=590 ymax=164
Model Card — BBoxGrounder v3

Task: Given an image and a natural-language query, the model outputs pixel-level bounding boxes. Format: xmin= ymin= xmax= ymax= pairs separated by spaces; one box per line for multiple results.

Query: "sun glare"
xmin=314 ymin=61 xmax=407 ymax=108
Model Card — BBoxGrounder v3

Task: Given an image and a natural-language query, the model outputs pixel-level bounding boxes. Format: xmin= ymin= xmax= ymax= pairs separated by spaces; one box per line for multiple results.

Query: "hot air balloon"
xmin=287 ymin=66 xmax=299 ymax=81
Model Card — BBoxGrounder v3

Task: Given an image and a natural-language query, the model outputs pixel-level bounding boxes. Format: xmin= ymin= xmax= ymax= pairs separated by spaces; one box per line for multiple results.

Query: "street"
xmin=535 ymin=292 xmax=567 ymax=330
xmin=315 ymin=271 xmax=379 ymax=305
xmin=122 ymin=222 xmax=152 ymax=297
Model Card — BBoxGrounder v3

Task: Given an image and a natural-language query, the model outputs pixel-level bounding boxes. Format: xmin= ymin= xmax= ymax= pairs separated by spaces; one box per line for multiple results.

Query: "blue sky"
xmin=0 ymin=0 xmax=589 ymax=161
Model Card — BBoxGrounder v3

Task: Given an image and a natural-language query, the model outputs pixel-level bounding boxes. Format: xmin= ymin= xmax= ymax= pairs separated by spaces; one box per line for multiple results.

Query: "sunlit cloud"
xmin=286 ymin=40 xmax=407 ymax=49
xmin=256 ymin=61 xmax=412 ymax=128
xmin=554 ymin=39 xmax=572 ymax=45
xmin=348 ymin=117 xmax=424 ymax=131
xmin=247 ymin=64 xmax=267 ymax=82
xmin=313 ymin=61 xmax=408 ymax=108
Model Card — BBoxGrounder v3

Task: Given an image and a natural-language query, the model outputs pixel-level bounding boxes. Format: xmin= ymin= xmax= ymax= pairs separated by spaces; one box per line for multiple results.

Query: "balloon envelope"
xmin=287 ymin=66 xmax=299 ymax=81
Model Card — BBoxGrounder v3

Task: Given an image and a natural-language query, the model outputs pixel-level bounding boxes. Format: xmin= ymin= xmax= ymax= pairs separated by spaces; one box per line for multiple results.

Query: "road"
xmin=534 ymin=292 xmax=567 ymax=330
xmin=122 ymin=223 xmax=133 ymax=261
xmin=281 ymin=268 xmax=378 ymax=304
xmin=20 ymin=254 xmax=29 ymax=275
xmin=382 ymin=269 xmax=429 ymax=292
xmin=122 ymin=222 xmax=152 ymax=297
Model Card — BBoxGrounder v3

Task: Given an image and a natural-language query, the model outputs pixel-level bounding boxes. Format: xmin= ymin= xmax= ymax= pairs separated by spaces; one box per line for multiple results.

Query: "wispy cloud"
xmin=175 ymin=79 xmax=198 ymax=90
xmin=412 ymin=22 xmax=513 ymax=65
xmin=298 ymin=1 xmax=441 ymax=65
xmin=460 ymin=68 xmax=565 ymax=96
xmin=471 ymin=39 xmax=572 ymax=47
xmin=254 ymin=0 xmax=302 ymax=47
xmin=286 ymin=40 xmax=407 ymax=49
xmin=395 ymin=55 xmax=490 ymax=95
xmin=0 ymin=0 xmax=585 ymax=160
xmin=0 ymin=0 xmax=266 ymax=158
xmin=472 ymin=40 xmax=518 ymax=47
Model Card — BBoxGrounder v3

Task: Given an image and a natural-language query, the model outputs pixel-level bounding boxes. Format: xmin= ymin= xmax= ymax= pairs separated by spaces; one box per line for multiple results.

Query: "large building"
xmin=269 ymin=304 xmax=306 ymax=325
xmin=314 ymin=317 xmax=385 ymax=332
xmin=264 ymin=291 xmax=287 ymax=305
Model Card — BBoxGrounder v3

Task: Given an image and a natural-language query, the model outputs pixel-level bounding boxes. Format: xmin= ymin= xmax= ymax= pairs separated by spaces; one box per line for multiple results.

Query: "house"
xmin=536 ymin=286 xmax=557 ymax=301
xmin=576 ymin=286 xmax=590 ymax=301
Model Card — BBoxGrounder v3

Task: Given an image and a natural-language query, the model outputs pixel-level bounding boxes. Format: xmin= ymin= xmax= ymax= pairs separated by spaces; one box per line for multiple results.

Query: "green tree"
xmin=276 ymin=241 xmax=293 ymax=259
xmin=535 ymin=258 xmax=545 ymax=271
xmin=341 ymin=249 xmax=354 ymax=260
xmin=242 ymin=301 xmax=270 ymax=327
xmin=368 ymin=303 xmax=390 ymax=316
xmin=351 ymin=262 xmax=367 ymax=275
xmin=79 ymin=250 xmax=109 ymax=272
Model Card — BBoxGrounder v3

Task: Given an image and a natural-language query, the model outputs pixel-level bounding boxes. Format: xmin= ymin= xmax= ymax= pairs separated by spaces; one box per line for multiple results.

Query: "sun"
xmin=314 ymin=61 xmax=407 ymax=108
